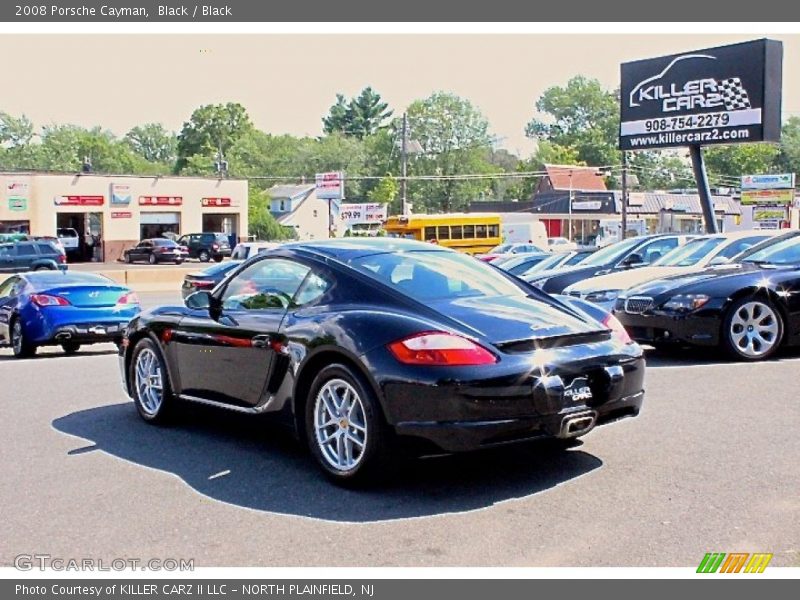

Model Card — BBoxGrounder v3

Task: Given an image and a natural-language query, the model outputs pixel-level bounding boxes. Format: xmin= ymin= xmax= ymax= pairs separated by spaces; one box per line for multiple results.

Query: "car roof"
xmin=282 ymin=237 xmax=448 ymax=261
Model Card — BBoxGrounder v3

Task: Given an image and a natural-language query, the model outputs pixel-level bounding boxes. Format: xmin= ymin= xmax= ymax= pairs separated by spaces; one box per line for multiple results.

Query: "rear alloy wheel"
xmin=198 ymin=250 xmax=210 ymax=263
xmin=130 ymin=338 xmax=175 ymax=423
xmin=148 ymin=253 xmax=157 ymax=265
xmin=125 ymin=253 xmax=132 ymax=264
xmin=305 ymin=364 xmax=389 ymax=484
xmin=61 ymin=341 xmax=81 ymax=355
xmin=10 ymin=318 xmax=36 ymax=358
xmin=723 ymin=297 xmax=783 ymax=361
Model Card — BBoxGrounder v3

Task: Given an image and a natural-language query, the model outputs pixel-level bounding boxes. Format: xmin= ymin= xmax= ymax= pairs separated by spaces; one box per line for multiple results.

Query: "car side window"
xmin=15 ymin=244 xmax=36 ymax=257
xmin=636 ymin=238 xmax=679 ymax=264
xmin=293 ymin=271 xmax=331 ymax=306
xmin=717 ymin=236 xmax=766 ymax=259
xmin=36 ymin=243 xmax=54 ymax=254
xmin=0 ymin=246 xmax=10 ymax=258
xmin=221 ymin=258 xmax=313 ymax=311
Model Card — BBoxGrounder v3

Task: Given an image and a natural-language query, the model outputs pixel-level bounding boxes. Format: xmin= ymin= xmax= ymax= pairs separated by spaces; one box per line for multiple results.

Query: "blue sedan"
xmin=0 ymin=272 xmax=141 ymax=358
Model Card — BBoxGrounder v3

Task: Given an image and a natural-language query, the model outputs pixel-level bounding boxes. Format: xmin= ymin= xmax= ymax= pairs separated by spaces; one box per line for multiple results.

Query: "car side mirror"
xmin=622 ymin=253 xmax=644 ymax=267
xmin=185 ymin=290 xmax=212 ymax=311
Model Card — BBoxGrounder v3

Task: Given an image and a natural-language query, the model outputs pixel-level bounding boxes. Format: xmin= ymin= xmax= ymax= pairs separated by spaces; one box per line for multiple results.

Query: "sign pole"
xmin=328 ymin=198 xmax=333 ymax=238
xmin=621 ymin=151 xmax=629 ymax=240
xmin=689 ymin=145 xmax=719 ymax=234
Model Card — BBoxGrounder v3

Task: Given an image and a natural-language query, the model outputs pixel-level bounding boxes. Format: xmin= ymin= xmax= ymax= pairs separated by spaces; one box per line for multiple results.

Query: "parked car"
xmin=0 ymin=271 xmax=140 ymax=358
xmin=0 ymin=240 xmax=67 ymax=273
xmin=119 ymin=238 xmax=645 ymax=483
xmin=477 ymin=242 xmax=547 ymax=263
xmin=563 ymin=230 xmax=779 ymax=311
xmin=123 ymin=239 xmax=185 ymax=265
xmin=230 ymin=241 xmax=280 ymax=260
xmin=181 ymin=260 xmax=242 ymax=299
xmin=30 ymin=235 xmax=66 ymax=255
xmin=57 ymin=228 xmax=80 ymax=253
xmin=518 ymin=250 xmax=595 ymax=278
xmin=177 ymin=232 xmax=232 ymax=262
xmin=524 ymin=234 xmax=692 ymax=294
xmin=547 ymin=237 xmax=579 ymax=252
xmin=493 ymin=252 xmax=550 ymax=275
xmin=614 ymin=231 xmax=800 ymax=361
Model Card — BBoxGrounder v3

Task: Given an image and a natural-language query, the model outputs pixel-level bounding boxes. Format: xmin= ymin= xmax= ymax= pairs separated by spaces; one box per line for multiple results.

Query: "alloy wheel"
xmin=729 ymin=301 xmax=780 ymax=358
xmin=313 ymin=378 xmax=368 ymax=472
xmin=12 ymin=320 xmax=23 ymax=355
xmin=135 ymin=348 xmax=164 ymax=416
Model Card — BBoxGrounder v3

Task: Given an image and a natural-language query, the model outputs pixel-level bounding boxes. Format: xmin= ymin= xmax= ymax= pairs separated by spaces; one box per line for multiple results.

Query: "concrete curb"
xmin=1 ymin=267 xmax=189 ymax=293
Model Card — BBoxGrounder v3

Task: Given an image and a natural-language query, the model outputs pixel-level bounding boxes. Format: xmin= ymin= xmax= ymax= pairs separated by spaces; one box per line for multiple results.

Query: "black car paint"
xmin=120 ymin=240 xmax=645 ymax=452
xmin=181 ymin=261 xmax=242 ymax=299
xmin=614 ymin=262 xmax=800 ymax=348
xmin=524 ymin=235 xmax=682 ymax=294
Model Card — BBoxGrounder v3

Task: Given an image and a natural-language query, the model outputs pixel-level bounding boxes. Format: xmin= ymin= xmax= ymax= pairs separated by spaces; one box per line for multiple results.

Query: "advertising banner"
xmin=341 ymin=203 xmax=387 ymax=225
xmin=139 ymin=196 xmax=183 ymax=206
xmin=201 ymin=197 xmax=235 ymax=207
xmin=5 ymin=178 xmax=30 ymax=202
xmin=620 ymin=39 xmax=783 ymax=150
xmin=111 ymin=211 xmax=133 ymax=219
xmin=54 ymin=195 xmax=104 ymax=206
xmin=741 ymin=173 xmax=795 ymax=190
xmin=8 ymin=198 xmax=27 ymax=211
xmin=753 ymin=206 xmax=787 ymax=221
xmin=110 ymin=183 xmax=133 ymax=205
xmin=316 ymin=171 xmax=345 ymax=200
xmin=741 ymin=189 xmax=794 ymax=205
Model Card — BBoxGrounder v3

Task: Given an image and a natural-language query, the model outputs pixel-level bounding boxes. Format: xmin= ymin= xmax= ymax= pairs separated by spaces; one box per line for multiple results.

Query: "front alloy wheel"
xmin=305 ymin=364 xmax=389 ymax=483
xmin=724 ymin=298 xmax=783 ymax=361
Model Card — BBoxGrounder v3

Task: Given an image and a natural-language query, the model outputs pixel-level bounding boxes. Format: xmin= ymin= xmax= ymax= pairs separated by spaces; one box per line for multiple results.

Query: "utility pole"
xmin=621 ymin=151 xmax=629 ymax=240
xmin=567 ymin=169 xmax=573 ymax=242
xmin=689 ymin=145 xmax=719 ymax=234
xmin=401 ymin=112 xmax=408 ymax=216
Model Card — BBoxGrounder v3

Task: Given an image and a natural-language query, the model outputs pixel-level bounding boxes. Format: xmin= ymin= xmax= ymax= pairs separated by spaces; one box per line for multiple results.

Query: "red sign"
xmin=111 ymin=211 xmax=132 ymax=219
xmin=139 ymin=196 xmax=183 ymax=206
xmin=54 ymin=195 xmax=105 ymax=207
xmin=202 ymin=197 xmax=233 ymax=207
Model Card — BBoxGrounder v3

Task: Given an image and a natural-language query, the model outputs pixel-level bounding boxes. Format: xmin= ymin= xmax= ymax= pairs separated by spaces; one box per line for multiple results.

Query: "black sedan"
xmin=123 ymin=239 xmax=186 ymax=265
xmin=119 ymin=238 xmax=645 ymax=483
xmin=181 ymin=260 xmax=242 ymax=299
xmin=615 ymin=231 xmax=800 ymax=361
xmin=524 ymin=234 xmax=688 ymax=294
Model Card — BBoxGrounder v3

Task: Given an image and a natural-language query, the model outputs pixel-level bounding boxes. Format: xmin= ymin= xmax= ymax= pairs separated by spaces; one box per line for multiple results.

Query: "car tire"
xmin=125 ymin=254 xmax=132 ymax=264
xmin=148 ymin=254 xmax=157 ymax=265
xmin=198 ymin=250 xmax=210 ymax=263
xmin=61 ymin=341 xmax=81 ymax=355
xmin=10 ymin=318 xmax=36 ymax=359
xmin=175 ymin=259 xmax=184 ymax=265
xmin=213 ymin=256 xmax=223 ymax=263
xmin=34 ymin=265 xmax=51 ymax=271
xmin=129 ymin=338 xmax=176 ymax=424
xmin=722 ymin=296 xmax=783 ymax=362
xmin=305 ymin=363 xmax=391 ymax=485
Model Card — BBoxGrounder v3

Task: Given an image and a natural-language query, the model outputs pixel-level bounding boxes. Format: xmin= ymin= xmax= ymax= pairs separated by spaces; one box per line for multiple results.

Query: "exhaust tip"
xmin=558 ymin=410 xmax=598 ymax=439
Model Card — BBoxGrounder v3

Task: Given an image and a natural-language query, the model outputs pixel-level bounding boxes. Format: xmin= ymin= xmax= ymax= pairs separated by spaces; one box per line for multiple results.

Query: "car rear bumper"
xmin=368 ymin=344 xmax=646 ymax=453
xmin=25 ymin=306 xmax=139 ymax=344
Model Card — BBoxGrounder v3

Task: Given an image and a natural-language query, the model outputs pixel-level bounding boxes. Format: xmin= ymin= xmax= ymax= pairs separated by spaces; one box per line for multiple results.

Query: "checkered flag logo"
xmin=718 ymin=77 xmax=752 ymax=110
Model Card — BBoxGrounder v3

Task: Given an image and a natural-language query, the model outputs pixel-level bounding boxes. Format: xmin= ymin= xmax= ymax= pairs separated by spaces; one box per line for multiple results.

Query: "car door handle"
xmin=251 ymin=334 xmax=272 ymax=349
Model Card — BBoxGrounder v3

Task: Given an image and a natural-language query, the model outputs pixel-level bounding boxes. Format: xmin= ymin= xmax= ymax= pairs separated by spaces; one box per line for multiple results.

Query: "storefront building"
xmin=0 ymin=173 xmax=248 ymax=261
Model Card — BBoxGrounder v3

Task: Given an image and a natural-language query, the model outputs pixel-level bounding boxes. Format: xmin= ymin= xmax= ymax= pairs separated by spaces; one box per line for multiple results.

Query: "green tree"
xmin=0 ymin=111 xmax=34 ymax=148
xmin=322 ymin=87 xmax=393 ymax=139
xmin=367 ymin=173 xmax=399 ymax=210
xmin=176 ymin=102 xmax=252 ymax=173
xmin=125 ymin=123 xmax=177 ymax=164
xmin=525 ymin=76 xmax=619 ymax=167
xmin=247 ymin=184 xmax=293 ymax=240
xmin=704 ymin=143 xmax=781 ymax=179
xmin=777 ymin=117 xmax=800 ymax=175
xmin=404 ymin=92 xmax=497 ymax=212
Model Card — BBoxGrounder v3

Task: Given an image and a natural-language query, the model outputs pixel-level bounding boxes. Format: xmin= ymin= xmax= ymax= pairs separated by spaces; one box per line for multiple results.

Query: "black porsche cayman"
xmin=119 ymin=238 xmax=645 ymax=482
xmin=615 ymin=230 xmax=800 ymax=361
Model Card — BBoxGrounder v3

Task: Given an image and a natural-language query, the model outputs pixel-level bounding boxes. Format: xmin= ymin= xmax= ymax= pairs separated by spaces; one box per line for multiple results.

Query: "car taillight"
xmin=57 ymin=254 xmax=66 ymax=264
xmin=117 ymin=292 xmax=140 ymax=305
xmin=602 ymin=313 xmax=632 ymax=345
xmin=387 ymin=331 xmax=497 ymax=366
xmin=212 ymin=243 xmax=220 ymax=250
xmin=31 ymin=294 xmax=71 ymax=307
xmin=192 ymin=279 xmax=216 ymax=289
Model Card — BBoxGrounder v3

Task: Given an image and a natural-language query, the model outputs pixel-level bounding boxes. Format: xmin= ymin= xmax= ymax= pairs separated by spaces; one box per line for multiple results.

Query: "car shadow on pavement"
xmin=52 ymin=402 xmax=602 ymax=523
xmin=643 ymin=344 xmax=800 ymax=368
xmin=0 ymin=348 xmax=118 ymax=362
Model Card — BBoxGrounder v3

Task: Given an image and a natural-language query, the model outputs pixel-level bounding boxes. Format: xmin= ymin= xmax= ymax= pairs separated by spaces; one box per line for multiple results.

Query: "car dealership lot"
xmin=0 ymin=291 xmax=798 ymax=567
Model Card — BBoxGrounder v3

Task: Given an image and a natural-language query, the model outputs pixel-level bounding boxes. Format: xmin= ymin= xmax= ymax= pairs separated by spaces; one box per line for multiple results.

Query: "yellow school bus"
xmin=383 ymin=213 xmax=502 ymax=254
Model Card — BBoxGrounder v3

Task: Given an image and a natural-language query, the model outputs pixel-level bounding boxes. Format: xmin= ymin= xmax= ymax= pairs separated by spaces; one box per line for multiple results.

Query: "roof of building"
xmin=267 ymin=184 xmax=315 ymax=199
xmin=544 ymin=165 xmax=608 ymax=191
xmin=622 ymin=193 xmax=741 ymax=216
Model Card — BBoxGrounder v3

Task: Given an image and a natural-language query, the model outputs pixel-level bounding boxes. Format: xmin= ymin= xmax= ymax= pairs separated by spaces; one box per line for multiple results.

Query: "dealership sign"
xmin=571 ymin=200 xmax=603 ymax=211
xmin=110 ymin=183 xmax=133 ymax=205
xmin=8 ymin=198 xmax=27 ymax=211
xmin=111 ymin=211 xmax=133 ymax=219
xmin=753 ymin=206 xmax=787 ymax=222
xmin=620 ymin=39 xmax=783 ymax=150
xmin=741 ymin=189 xmax=794 ymax=205
xmin=315 ymin=171 xmax=345 ymax=201
xmin=202 ymin=197 xmax=235 ymax=207
xmin=139 ymin=196 xmax=183 ymax=206
xmin=741 ymin=173 xmax=795 ymax=190
xmin=340 ymin=203 xmax=387 ymax=225
xmin=54 ymin=195 xmax=104 ymax=206
xmin=5 ymin=179 xmax=30 ymax=201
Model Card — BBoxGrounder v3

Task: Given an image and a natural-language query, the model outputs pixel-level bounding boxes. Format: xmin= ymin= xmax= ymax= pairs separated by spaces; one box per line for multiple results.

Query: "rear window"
xmin=26 ymin=272 xmax=113 ymax=287
xmin=153 ymin=239 xmax=178 ymax=247
xmin=201 ymin=261 xmax=241 ymax=276
xmin=215 ymin=234 xmax=230 ymax=242
xmin=57 ymin=229 xmax=78 ymax=238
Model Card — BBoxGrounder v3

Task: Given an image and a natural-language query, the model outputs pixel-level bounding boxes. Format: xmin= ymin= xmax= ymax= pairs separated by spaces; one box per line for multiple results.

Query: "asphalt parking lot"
xmin=1 ymin=291 xmax=798 ymax=567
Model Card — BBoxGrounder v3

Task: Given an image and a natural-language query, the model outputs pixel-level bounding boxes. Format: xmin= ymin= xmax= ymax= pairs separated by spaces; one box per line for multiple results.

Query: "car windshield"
xmin=489 ymin=243 xmax=513 ymax=254
xmin=578 ymin=236 xmax=644 ymax=266
xmin=524 ymin=253 xmax=568 ymax=274
xmin=740 ymin=236 xmax=800 ymax=266
xmin=654 ymin=237 xmax=725 ymax=267
xmin=352 ymin=250 xmax=525 ymax=301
